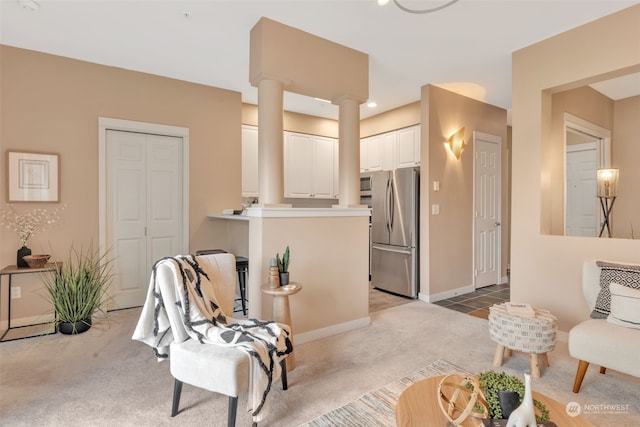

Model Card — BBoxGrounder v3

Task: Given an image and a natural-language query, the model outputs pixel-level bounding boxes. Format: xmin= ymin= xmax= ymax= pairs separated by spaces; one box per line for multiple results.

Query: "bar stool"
xmin=195 ymin=249 xmax=248 ymax=316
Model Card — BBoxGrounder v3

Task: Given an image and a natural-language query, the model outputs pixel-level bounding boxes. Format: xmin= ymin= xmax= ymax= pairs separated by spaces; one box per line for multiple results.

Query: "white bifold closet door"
xmin=106 ymin=130 xmax=183 ymax=309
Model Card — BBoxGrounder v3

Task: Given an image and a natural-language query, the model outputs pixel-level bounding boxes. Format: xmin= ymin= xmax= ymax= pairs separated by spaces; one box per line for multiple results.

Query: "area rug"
xmin=300 ymin=359 xmax=466 ymax=426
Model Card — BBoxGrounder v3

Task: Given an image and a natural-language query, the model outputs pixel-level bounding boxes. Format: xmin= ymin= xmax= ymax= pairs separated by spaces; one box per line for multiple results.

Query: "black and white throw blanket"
xmin=132 ymin=255 xmax=293 ymax=422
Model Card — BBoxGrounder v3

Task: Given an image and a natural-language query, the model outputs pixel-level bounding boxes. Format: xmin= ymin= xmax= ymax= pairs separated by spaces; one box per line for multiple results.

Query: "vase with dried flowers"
xmin=0 ymin=205 xmax=65 ymax=267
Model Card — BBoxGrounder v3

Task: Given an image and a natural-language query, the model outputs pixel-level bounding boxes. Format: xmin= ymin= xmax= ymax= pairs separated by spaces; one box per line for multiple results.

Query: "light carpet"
xmin=1 ymin=301 xmax=639 ymax=426
xmin=301 ymin=359 xmax=464 ymax=426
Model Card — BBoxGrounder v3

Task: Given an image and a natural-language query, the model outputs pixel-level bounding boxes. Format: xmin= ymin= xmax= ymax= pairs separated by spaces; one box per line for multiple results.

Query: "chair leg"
xmin=280 ymin=358 xmax=288 ymax=390
xmin=572 ymin=360 xmax=590 ymax=393
xmin=171 ymin=379 xmax=183 ymax=417
xmin=228 ymin=396 xmax=238 ymax=427
xmin=238 ymin=269 xmax=247 ymax=316
xmin=493 ymin=344 xmax=504 ymax=366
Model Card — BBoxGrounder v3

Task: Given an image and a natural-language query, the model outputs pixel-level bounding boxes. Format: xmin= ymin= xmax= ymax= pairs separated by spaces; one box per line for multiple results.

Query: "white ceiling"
xmin=1 ymin=0 xmax=637 ymax=120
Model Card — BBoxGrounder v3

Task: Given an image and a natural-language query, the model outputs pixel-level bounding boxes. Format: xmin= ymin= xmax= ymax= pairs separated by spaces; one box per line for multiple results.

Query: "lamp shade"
xmin=596 ymin=168 xmax=619 ymax=198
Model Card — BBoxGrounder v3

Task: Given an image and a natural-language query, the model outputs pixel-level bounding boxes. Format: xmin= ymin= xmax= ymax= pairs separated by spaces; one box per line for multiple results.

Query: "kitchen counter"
xmin=207 ymin=214 xmax=250 ymax=221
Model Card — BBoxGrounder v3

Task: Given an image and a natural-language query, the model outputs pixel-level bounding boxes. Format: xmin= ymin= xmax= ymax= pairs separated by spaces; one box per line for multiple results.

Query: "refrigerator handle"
xmin=389 ymin=177 xmax=395 ymax=230
xmin=386 ymin=176 xmax=392 ymax=233
xmin=372 ymin=243 xmax=412 ymax=255
xmin=383 ymin=176 xmax=389 ymax=232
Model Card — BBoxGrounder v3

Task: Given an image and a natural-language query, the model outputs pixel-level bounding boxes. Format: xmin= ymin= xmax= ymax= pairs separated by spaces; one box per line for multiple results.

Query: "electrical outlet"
xmin=11 ymin=286 xmax=21 ymax=299
xmin=431 ymin=204 xmax=440 ymax=215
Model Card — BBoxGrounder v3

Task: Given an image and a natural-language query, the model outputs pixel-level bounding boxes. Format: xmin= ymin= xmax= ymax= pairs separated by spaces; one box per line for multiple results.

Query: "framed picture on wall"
xmin=7 ymin=151 xmax=59 ymax=202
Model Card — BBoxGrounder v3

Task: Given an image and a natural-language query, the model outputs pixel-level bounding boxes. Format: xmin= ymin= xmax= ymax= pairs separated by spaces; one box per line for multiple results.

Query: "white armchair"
xmin=568 ymin=260 xmax=640 ymax=393
xmin=133 ymin=253 xmax=290 ymax=427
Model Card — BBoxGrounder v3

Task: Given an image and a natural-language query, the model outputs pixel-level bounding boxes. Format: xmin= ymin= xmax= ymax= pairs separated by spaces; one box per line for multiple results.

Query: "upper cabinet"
xmin=361 ymin=124 xmax=420 ymax=172
xmin=242 ymin=127 xmax=339 ymax=200
xmin=242 ymin=125 xmax=259 ymax=198
xmin=360 ymin=134 xmax=383 ymax=172
xmin=395 ymin=125 xmax=421 ymax=169
xmin=284 ymin=132 xmax=337 ymax=199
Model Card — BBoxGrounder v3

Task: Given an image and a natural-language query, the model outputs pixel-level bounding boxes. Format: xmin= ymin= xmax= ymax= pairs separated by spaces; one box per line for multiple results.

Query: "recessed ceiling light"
xmin=367 ymin=101 xmax=377 ymax=108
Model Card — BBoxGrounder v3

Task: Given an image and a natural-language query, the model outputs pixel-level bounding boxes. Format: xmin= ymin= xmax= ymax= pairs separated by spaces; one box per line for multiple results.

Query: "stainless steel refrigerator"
xmin=370 ymin=167 xmax=419 ymax=298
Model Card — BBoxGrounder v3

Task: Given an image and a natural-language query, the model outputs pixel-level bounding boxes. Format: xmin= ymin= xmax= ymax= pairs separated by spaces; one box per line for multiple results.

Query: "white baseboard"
xmin=499 ymin=275 xmax=509 ymax=285
xmin=419 ymin=284 xmax=476 ymax=303
xmin=296 ymin=316 xmax=371 ymax=345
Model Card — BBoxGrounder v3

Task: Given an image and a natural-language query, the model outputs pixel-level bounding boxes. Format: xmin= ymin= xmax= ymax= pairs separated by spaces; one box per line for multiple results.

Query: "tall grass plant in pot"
xmin=43 ymin=245 xmax=113 ymax=334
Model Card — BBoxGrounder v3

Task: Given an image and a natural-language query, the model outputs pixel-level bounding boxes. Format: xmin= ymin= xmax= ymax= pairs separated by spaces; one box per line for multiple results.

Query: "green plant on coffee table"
xmin=276 ymin=246 xmax=290 ymax=274
xmin=475 ymin=371 xmax=550 ymax=421
xmin=42 ymin=244 xmax=113 ymax=333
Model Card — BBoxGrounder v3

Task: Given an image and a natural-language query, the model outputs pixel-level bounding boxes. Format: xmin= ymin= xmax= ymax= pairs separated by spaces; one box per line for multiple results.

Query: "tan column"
xmin=257 ymin=79 xmax=286 ymax=206
xmin=336 ymin=97 xmax=361 ymax=207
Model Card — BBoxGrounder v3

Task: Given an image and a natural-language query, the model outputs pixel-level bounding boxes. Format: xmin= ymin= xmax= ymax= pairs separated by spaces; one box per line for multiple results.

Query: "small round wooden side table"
xmin=261 ymin=282 xmax=302 ymax=369
xmin=395 ymin=375 xmax=593 ymax=426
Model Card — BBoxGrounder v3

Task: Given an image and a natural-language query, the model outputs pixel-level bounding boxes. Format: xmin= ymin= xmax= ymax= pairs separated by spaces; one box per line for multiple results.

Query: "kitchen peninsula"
xmin=209 ymin=206 xmax=371 ymax=344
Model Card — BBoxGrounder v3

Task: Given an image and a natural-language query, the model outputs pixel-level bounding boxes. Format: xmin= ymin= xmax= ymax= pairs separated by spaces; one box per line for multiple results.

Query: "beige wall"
xmin=242 ymin=103 xmax=338 ymax=138
xmin=250 ymin=17 xmax=368 ymax=103
xmin=548 ymin=86 xmax=614 ymax=235
xmin=250 ymin=215 xmax=370 ymax=336
xmin=360 ymin=102 xmax=421 ymax=137
xmin=421 ymin=85 xmax=508 ymax=297
xmin=512 ymin=4 xmax=640 ymax=333
xmin=612 ymin=95 xmax=640 ymax=238
xmin=0 ymin=45 xmax=242 ymax=321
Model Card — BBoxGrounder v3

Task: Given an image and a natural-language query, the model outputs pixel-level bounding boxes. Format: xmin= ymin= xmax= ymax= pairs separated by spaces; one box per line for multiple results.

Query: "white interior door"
xmin=106 ymin=130 xmax=183 ymax=309
xmin=566 ymin=142 xmax=598 ymax=237
xmin=473 ymin=132 xmax=501 ymax=288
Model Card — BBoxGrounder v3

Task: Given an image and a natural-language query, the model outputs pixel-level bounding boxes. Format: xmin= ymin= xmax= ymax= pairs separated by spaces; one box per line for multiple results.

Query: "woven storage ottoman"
xmin=488 ymin=303 xmax=557 ymax=378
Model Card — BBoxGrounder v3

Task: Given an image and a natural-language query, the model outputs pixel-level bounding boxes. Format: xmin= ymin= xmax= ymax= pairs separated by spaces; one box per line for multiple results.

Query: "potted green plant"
xmin=276 ymin=246 xmax=290 ymax=286
xmin=476 ymin=371 xmax=550 ymax=422
xmin=42 ymin=245 xmax=113 ymax=335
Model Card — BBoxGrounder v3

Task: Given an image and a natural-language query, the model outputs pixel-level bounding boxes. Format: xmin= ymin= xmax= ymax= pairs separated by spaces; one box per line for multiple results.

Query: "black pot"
xmin=279 ymin=272 xmax=290 ymax=286
xmin=498 ymin=390 xmax=521 ymax=419
xmin=17 ymin=246 xmax=32 ymax=268
xmin=58 ymin=318 xmax=92 ymax=335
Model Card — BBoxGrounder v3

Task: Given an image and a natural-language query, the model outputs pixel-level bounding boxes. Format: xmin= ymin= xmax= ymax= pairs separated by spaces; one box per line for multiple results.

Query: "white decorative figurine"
xmin=506 ymin=373 xmax=537 ymax=427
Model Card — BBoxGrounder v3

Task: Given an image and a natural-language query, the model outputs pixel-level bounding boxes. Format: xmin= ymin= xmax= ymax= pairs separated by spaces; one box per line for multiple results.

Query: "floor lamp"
xmin=597 ymin=168 xmax=619 ymax=238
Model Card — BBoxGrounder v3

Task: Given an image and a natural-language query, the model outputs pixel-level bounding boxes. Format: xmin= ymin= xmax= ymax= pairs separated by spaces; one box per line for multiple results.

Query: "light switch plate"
xmin=432 ymin=204 xmax=440 ymax=215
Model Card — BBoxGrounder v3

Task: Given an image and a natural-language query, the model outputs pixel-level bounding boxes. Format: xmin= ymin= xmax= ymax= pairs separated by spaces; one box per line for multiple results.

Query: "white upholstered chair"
xmin=568 ymin=261 xmax=640 ymax=393
xmin=155 ymin=253 xmax=288 ymax=427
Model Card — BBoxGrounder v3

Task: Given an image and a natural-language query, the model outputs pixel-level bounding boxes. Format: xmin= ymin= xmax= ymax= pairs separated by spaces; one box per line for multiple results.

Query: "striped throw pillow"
xmin=591 ymin=261 xmax=640 ymax=319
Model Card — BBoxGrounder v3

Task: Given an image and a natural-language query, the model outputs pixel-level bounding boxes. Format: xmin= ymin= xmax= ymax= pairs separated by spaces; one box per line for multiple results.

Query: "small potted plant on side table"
xmin=276 ymin=246 xmax=290 ymax=286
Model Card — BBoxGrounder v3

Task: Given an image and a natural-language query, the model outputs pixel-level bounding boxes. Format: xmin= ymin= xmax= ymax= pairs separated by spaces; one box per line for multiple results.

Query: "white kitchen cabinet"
xmin=381 ymin=132 xmax=397 ymax=171
xmin=395 ymin=125 xmax=421 ymax=168
xmin=360 ymin=135 xmax=382 ymax=172
xmin=284 ymin=132 xmax=337 ymax=199
xmin=312 ymin=136 xmax=337 ymax=198
xmin=360 ymin=130 xmax=398 ymax=172
xmin=241 ymin=125 xmax=259 ymax=197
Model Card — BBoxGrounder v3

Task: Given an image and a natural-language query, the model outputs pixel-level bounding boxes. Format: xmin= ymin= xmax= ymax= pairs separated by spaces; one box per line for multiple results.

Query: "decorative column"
xmin=257 ymin=78 xmax=288 ymax=206
xmin=336 ymin=97 xmax=362 ymax=207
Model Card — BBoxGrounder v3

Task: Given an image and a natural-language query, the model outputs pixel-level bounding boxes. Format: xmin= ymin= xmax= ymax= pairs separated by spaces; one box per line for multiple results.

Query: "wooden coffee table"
xmin=395 ymin=375 xmax=593 ymax=426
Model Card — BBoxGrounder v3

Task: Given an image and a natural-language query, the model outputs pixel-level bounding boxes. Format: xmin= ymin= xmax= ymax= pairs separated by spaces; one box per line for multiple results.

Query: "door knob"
xmin=495 ymin=221 xmax=501 ymax=226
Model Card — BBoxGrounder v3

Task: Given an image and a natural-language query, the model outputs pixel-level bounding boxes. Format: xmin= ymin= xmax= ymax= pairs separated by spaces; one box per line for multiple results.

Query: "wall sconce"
xmin=596 ymin=168 xmax=619 ymax=237
xmin=447 ymin=127 xmax=465 ymax=159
